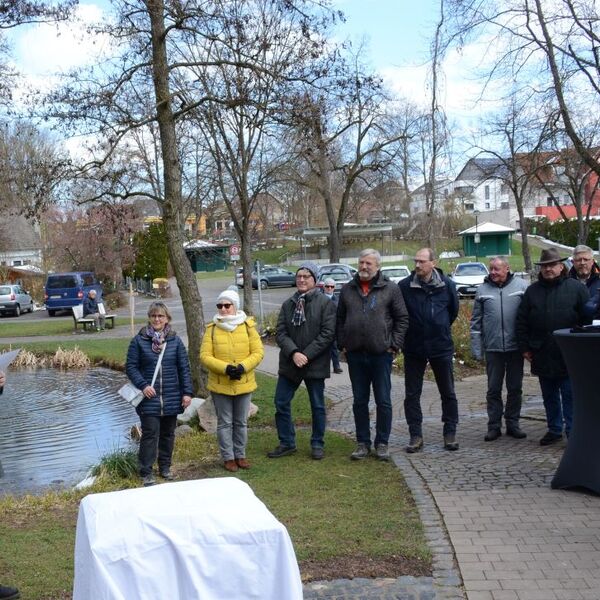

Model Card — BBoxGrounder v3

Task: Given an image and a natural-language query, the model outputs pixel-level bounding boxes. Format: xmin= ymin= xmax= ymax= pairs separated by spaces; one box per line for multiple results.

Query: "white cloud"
xmin=12 ymin=3 xmax=108 ymax=76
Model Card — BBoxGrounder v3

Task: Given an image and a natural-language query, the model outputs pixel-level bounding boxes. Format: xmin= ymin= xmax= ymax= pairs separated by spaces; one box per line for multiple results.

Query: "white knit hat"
xmin=217 ymin=289 xmax=240 ymax=310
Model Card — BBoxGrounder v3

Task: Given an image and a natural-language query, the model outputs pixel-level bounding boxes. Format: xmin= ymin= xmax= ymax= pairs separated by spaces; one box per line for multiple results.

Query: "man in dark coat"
xmin=568 ymin=244 xmax=600 ymax=318
xmin=337 ymin=249 xmax=409 ymax=461
xmin=322 ymin=277 xmax=343 ymax=374
xmin=268 ymin=262 xmax=336 ymax=460
xmin=83 ymin=289 xmax=105 ymax=331
xmin=399 ymin=248 xmax=460 ymax=452
xmin=516 ymin=247 xmax=589 ymax=446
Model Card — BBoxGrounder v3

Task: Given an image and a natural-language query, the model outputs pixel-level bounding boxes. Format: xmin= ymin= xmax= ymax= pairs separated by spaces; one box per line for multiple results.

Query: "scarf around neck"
xmin=145 ymin=324 xmax=171 ymax=353
xmin=291 ymin=288 xmax=318 ymax=327
xmin=213 ymin=310 xmax=247 ymax=332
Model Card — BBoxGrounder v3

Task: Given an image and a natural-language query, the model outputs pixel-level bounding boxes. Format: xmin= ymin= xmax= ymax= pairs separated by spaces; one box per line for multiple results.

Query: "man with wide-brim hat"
xmin=534 ymin=247 xmax=568 ymax=266
xmin=517 ymin=247 xmax=589 ymax=446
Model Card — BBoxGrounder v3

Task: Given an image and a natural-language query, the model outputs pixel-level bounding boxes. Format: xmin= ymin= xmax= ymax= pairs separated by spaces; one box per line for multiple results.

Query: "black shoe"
xmin=159 ymin=469 xmax=174 ymax=480
xmin=484 ymin=429 xmax=501 ymax=442
xmin=142 ymin=473 xmax=156 ymax=487
xmin=506 ymin=427 xmax=527 ymax=439
xmin=311 ymin=447 xmax=324 ymax=460
xmin=333 ymin=367 xmax=343 ymax=374
xmin=444 ymin=433 xmax=459 ymax=451
xmin=406 ymin=435 xmax=423 ymax=453
xmin=540 ymin=431 xmax=562 ymax=446
xmin=267 ymin=445 xmax=297 ymax=458
xmin=0 ymin=585 xmax=20 ymax=600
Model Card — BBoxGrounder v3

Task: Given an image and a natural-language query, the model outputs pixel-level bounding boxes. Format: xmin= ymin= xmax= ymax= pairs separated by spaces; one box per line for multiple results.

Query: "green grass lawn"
xmin=0 ymin=317 xmax=143 ymax=338
xmin=0 ymin=346 xmax=430 ymax=596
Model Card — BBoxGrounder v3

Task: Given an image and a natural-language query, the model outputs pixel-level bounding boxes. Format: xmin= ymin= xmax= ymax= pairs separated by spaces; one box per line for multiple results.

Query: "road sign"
xmin=229 ymin=244 xmax=240 ymax=261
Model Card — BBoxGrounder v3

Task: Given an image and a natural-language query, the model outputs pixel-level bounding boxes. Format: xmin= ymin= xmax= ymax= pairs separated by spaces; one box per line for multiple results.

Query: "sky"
xmin=6 ymin=0 xmax=488 ymax=160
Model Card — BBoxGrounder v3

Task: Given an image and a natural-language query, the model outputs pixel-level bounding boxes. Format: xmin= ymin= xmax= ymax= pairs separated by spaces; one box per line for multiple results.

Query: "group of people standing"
xmin=472 ymin=245 xmax=598 ymax=446
xmin=268 ymin=247 xmax=463 ymax=462
xmin=122 ymin=243 xmax=599 ymax=490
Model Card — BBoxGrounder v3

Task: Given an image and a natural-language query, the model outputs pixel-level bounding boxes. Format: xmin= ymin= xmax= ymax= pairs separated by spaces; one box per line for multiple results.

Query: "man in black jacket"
xmin=399 ymin=248 xmax=460 ymax=452
xmin=337 ymin=249 xmax=409 ymax=461
xmin=517 ymin=248 xmax=589 ymax=446
xmin=268 ymin=262 xmax=336 ymax=460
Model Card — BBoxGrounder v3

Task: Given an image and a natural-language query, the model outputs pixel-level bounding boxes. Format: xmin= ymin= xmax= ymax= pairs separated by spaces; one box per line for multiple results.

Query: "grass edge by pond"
xmin=0 ymin=346 xmax=431 ymax=598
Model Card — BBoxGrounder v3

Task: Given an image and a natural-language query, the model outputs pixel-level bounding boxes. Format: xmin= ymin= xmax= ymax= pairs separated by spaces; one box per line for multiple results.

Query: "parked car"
xmin=316 ymin=264 xmax=358 ymax=293
xmin=0 ymin=284 xmax=34 ymax=317
xmin=380 ymin=265 xmax=411 ymax=284
xmin=449 ymin=262 xmax=489 ymax=298
xmin=251 ymin=266 xmax=297 ymax=289
xmin=44 ymin=272 xmax=103 ymax=316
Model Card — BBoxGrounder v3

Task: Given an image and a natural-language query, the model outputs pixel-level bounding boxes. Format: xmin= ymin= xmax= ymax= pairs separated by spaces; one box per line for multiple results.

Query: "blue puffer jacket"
xmin=125 ymin=327 xmax=193 ymax=417
xmin=399 ymin=268 xmax=459 ymax=358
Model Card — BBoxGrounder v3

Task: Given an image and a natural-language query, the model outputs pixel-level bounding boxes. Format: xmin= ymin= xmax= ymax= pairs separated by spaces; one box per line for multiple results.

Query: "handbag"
xmin=118 ymin=343 xmax=167 ymax=407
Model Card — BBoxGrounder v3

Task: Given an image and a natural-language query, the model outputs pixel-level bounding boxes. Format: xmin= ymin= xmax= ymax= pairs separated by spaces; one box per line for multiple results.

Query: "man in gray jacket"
xmin=470 ymin=256 xmax=528 ymax=441
xmin=337 ymin=249 xmax=409 ymax=461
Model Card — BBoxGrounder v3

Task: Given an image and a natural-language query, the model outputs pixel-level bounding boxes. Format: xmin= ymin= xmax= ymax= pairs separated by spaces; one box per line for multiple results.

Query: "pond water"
xmin=0 ymin=368 xmax=136 ymax=496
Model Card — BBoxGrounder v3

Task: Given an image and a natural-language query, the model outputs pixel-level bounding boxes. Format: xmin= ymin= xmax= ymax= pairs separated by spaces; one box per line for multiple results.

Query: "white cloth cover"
xmin=73 ymin=478 xmax=302 ymax=600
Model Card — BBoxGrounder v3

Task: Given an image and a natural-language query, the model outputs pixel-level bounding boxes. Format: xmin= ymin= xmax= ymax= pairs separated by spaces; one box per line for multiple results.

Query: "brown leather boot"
xmin=236 ymin=458 xmax=251 ymax=469
xmin=224 ymin=460 xmax=238 ymax=472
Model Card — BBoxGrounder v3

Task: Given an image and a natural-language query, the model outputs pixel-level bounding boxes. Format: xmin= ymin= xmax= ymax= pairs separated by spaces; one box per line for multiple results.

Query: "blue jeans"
xmin=404 ymin=354 xmax=458 ymax=437
xmin=538 ymin=376 xmax=573 ymax=436
xmin=346 ymin=351 xmax=393 ymax=447
xmin=274 ymin=375 xmax=326 ymax=448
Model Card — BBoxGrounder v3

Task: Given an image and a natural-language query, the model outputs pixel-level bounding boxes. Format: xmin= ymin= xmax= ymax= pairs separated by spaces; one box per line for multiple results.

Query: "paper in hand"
xmin=0 ymin=349 xmax=21 ymax=373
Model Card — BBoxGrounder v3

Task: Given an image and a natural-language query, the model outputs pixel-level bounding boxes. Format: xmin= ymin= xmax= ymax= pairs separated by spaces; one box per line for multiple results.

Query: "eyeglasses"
xmin=324 ymin=285 xmax=335 ymax=289
xmin=216 ymin=303 xmax=233 ymax=309
xmin=296 ymin=274 xmax=312 ymax=279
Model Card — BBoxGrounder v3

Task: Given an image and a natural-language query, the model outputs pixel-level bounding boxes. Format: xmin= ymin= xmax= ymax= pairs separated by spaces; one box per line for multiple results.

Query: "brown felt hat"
xmin=534 ymin=248 xmax=567 ymax=265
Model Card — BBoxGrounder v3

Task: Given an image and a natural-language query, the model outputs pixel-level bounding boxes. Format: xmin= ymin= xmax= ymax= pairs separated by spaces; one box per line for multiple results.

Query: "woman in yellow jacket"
xmin=200 ymin=289 xmax=264 ymax=472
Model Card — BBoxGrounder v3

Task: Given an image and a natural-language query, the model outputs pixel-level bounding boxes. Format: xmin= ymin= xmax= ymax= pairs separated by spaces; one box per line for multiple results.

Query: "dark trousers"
xmin=274 ymin=375 xmax=326 ymax=448
xmin=138 ymin=414 xmax=178 ymax=476
xmin=485 ymin=350 xmax=524 ymax=431
xmin=331 ymin=342 xmax=341 ymax=370
xmin=346 ymin=351 xmax=393 ymax=447
xmin=404 ymin=353 xmax=458 ymax=437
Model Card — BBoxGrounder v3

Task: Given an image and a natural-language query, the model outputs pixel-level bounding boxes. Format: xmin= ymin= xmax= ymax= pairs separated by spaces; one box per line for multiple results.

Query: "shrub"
xmin=92 ymin=449 xmax=138 ymax=478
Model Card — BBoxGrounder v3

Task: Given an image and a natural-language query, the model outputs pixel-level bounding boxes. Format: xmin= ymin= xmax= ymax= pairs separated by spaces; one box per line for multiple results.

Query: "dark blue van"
xmin=44 ymin=272 xmax=103 ymax=316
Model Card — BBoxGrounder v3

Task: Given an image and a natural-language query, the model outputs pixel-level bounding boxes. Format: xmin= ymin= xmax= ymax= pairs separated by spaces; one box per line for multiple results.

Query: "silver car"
xmin=0 ymin=283 xmax=34 ymax=317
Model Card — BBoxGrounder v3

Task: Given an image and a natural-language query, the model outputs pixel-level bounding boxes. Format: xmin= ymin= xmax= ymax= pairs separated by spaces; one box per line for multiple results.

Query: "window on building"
xmin=547 ymin=197 xmax=553 ymax=206
xmin=485 ymin=202 xmax=490 ymax=209
xmin=501 ymin=202 xmax=509 ymax=209
xmin=465 ymin=203 xmax=474 ymax=211
xmin=13 ymin=260 xmax=22 ymax=266
xmin=485 ymin=185 xmax=490 ymax=200
xmin=500 ymin=184 xmax=508 ymax=195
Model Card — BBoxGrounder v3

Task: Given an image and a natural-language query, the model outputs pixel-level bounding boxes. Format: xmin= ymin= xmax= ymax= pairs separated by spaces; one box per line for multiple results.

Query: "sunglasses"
xmin=216 ymin=303 xmax=233 ymax=309
xmin=324 ymin=285 xmax=335 ymax=289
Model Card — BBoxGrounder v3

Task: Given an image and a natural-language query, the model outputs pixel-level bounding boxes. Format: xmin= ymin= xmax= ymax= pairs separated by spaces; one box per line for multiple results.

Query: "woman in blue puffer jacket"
xmin=125 ymin=301 xmax=193 ymax=486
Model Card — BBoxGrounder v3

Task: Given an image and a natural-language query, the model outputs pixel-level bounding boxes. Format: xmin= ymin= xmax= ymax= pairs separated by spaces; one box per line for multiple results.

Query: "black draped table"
xmin=552 ymin=328 xmax=600 ymax=494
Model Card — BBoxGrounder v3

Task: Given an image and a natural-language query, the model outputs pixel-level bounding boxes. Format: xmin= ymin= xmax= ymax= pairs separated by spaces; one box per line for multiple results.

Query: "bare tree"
xmin=445 ymin=0 xmax=600 ymax=178
xmin=290 ymin=48 xmax=408 ymax=262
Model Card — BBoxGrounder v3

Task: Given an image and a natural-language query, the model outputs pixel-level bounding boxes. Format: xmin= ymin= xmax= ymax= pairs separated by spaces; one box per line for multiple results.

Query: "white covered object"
xmin=73 ymin=478 xmax=302 ymax=600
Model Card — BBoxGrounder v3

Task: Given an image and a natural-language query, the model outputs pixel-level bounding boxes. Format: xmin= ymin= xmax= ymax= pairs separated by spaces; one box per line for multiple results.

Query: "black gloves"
xmin=225 ymin=364 xmax=245 ymax=380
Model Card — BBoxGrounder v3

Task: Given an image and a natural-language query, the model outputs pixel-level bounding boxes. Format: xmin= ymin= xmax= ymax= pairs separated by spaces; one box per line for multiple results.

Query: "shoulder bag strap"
xmin=150 ymin=342 xmax=167 ymax=388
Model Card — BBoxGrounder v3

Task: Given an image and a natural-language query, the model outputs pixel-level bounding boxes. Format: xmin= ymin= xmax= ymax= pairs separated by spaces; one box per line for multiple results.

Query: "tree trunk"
xmin=241 ymin=230 xmax=254 ymax=315
xmin=147 ymin=0 xmax=207 ymax=395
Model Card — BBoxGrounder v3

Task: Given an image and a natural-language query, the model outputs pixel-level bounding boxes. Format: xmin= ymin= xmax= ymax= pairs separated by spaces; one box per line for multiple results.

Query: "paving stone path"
xmin=256 ymin=347 xmax=600 ymax=600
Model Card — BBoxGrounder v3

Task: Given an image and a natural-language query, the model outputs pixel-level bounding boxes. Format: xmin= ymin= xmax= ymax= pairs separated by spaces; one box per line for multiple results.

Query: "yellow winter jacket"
xmin=200 ymin=317 xmax=264 ymax=395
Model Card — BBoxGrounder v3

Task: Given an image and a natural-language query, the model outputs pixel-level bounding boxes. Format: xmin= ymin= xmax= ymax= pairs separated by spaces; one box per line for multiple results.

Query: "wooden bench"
xmin=72 ymin=303 xmax=116 ymax=332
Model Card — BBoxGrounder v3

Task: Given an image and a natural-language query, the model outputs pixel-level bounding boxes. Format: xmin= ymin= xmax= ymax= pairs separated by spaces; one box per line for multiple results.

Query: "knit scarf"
xmin=213 ymin=310 xmax=248 ymax=332
xmin=145 ymin=324 xmax=171 ymax=353
xmin=291 ymin=288 xmax=317 ymax=326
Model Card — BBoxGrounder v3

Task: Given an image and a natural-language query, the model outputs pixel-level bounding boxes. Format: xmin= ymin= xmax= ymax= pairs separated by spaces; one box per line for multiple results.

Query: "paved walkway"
xmin=7 ymin=290 xmax=600 ymax=600
xmin=256 ymin=345 xmax=600 ymax=600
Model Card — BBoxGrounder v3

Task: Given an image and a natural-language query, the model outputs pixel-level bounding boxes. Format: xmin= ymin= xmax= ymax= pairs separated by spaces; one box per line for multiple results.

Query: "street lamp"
xmin=473 ymin=209 xmax=480 ymax=261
